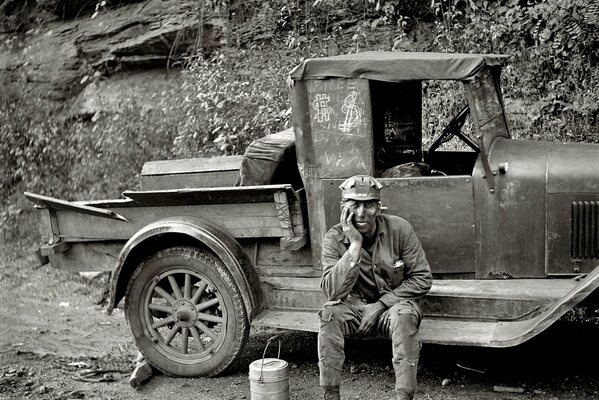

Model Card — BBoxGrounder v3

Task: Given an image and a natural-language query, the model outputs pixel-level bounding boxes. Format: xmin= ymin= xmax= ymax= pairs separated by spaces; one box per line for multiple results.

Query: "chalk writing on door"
xmin=312 ymin=94 xmax=334 ymax=123
xmin=339 ymin=91 xmax=362 ymax=133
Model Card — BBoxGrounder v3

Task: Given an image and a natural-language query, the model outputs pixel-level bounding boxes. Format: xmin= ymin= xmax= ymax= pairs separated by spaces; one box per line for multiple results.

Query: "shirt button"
xmin=350 ymin=261 xmax=356 ymax=267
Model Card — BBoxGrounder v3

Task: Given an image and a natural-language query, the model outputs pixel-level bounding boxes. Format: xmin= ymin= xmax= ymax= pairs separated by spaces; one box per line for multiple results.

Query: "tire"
xmin=125 ymin=246 xmax=249 ymax=377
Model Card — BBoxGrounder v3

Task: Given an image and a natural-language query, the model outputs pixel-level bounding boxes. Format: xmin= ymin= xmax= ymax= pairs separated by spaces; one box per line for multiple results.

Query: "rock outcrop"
xmin=0 ymin=0 xmax=225 ymax=104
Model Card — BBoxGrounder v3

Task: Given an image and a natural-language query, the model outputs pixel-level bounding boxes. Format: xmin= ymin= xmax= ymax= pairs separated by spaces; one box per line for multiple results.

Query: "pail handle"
xmin=259 ymin=335 xmax=281 ymax=382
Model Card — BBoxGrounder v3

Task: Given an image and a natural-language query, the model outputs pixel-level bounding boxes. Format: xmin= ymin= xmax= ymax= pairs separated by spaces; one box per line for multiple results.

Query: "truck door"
xmin=323 ymin=176 xmax=476 ymax=276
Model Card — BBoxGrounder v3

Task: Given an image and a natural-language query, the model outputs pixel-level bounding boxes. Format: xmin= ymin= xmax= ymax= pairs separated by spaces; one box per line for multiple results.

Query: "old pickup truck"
xmin=26 ymin=52 xmax=599 ymax=377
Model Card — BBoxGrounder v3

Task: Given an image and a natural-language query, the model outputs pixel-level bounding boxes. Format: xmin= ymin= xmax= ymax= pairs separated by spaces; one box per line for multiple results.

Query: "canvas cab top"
xmin=289 ymin=51 xmax=510 ymax=82
xmin=289 ymin=51 xmax=510 ymax=183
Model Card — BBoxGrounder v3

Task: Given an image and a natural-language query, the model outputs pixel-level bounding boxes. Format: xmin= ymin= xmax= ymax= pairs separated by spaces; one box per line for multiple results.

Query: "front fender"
xmin=106 ymin=216 xmax=263 ymax=320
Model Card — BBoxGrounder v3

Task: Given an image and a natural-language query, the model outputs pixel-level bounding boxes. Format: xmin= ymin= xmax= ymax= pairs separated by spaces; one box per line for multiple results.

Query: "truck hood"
xmin=547 ymin=141 xmax=599 ymax=194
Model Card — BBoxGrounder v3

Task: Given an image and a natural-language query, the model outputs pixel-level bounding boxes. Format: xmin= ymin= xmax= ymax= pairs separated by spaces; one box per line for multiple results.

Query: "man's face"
xmin=342 ymin=199 xmax=380 ymax=235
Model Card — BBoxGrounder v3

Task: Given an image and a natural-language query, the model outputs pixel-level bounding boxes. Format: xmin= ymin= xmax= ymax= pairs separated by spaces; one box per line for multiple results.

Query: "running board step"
xmin=258 ymin=276 xmax=578 ymax=322
xmin=252 ymin=309 xmax=497 ymax=346
xmin=253 ymin=266 xmax=599 ymax=347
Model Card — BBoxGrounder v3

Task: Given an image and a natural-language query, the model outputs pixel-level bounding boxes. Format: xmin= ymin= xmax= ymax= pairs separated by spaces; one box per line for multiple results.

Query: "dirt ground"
xmin=1 ymin=242 xmax=598 ymax=400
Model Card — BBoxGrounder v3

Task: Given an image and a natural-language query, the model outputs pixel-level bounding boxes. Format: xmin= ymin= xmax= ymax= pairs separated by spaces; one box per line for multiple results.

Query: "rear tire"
xmin=125 ymin=246 xmax=248 ymax=376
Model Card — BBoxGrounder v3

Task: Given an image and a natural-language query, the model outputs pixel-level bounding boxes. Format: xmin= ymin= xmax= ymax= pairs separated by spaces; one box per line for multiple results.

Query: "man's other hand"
xmin=356 ymin=301 xmax=386 ymax=336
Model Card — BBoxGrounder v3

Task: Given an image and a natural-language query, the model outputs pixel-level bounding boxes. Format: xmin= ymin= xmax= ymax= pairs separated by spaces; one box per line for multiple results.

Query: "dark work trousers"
xmin=318 ymin=298 xmax=422 ymax=399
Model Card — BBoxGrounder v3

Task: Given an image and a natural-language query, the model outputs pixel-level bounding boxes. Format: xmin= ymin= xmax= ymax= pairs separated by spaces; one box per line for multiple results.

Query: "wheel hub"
xmin=172 ymin=300 xmax=197 ymax=328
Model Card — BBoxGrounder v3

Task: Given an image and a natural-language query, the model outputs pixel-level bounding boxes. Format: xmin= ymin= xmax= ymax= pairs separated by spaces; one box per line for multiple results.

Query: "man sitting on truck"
xmin=318 ymin=175 xmax=433 ymax=400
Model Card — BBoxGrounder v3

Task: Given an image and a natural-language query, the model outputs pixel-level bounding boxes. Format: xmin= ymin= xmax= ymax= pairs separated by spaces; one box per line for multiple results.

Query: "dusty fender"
xmin=490 ymin=264 xmax=599 ymax=347
xmin=106 ymin=216 xmax=263 ymax=320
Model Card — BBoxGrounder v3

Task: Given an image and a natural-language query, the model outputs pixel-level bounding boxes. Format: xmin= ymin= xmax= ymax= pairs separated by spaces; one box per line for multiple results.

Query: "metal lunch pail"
xmin=248 ymin=336 xmax=289 ymax=400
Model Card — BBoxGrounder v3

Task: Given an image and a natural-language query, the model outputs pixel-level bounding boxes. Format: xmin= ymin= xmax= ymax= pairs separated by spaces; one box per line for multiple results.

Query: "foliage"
xmin=428 ymin=0 xmax=598 ymax=142
xmin=1 ymin=0 xmax=597 ymax=233
xmin=173 ymin=47 xmax=295 ymax=158
xmin=0 ymin=0 xmax=42 ymax=31
xmin=0 ymin=84 xmax=178 ymax=206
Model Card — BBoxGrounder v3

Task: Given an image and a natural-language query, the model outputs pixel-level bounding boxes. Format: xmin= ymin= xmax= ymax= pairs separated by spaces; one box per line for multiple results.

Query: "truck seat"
xmin=379 ymin=162 xmax=431 ymax=178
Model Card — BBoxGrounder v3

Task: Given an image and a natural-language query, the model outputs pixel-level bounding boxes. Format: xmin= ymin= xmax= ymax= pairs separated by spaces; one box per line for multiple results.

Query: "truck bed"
xmin=25 ymin=185 xmax=307 ymax=270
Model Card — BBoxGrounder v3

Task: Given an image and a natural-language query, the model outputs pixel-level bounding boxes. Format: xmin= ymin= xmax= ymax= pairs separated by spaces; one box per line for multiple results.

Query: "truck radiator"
xmin=571 ymin=201 xmax=599 ymax=259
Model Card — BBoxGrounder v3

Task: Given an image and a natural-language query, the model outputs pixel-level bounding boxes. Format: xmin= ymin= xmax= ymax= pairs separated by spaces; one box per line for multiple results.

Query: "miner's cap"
xmin=340 ymin=175 xmax=383 ymax=201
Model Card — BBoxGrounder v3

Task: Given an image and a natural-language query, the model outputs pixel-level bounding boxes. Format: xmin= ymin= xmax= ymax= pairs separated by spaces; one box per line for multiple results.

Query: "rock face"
xmin=0 ymin=0 xmax=225 ymax=103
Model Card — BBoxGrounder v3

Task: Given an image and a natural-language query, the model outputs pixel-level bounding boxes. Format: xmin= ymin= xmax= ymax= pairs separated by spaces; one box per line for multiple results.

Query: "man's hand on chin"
xmin=355 ymin=301 xmax=386 ymax=336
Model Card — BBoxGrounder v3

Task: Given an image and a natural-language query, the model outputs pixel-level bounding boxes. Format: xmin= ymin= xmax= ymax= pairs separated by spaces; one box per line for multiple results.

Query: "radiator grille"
xmin=571 ymin=201 xmax=599 ymax=259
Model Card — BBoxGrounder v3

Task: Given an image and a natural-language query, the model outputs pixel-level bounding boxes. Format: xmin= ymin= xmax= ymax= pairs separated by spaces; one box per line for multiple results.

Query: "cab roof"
xmin=289 ymin=51 xmax=510 ymax=82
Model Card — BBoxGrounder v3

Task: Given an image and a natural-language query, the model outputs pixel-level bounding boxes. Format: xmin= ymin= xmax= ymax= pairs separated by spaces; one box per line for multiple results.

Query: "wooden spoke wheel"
xmin=125 ymin=247 xmax=248 ymax=377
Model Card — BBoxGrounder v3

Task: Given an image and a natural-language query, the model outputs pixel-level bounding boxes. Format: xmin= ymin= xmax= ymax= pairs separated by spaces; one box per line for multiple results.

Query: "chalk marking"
xmin=339 ymin=91 xmax=362 ymax=133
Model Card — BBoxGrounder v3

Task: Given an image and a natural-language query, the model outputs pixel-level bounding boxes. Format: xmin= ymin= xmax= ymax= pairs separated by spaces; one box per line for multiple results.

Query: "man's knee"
xmin=390 ymin=312 xmax=418 ymax=334
xmin=319 ymin=302 xmax=352 ymax=324
xmin=319 ymin=302 xmax=359 ymax=339
xmin=388 ymin=300 xmax=422 ymax=331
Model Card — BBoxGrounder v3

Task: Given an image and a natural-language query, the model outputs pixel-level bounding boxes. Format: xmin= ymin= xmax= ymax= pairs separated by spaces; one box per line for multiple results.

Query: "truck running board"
xmin=252 ymin=309 xmax=498 ymax=346
xmin=253 ymin=265 xmax=599 ymax=347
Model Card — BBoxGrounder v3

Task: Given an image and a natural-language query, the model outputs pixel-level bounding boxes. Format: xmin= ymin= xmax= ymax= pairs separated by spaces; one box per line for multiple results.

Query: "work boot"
xmin=323 ymin=385 xmax=340 ymax=400
xmin=394 ymin=388 xmax=413 ymax=400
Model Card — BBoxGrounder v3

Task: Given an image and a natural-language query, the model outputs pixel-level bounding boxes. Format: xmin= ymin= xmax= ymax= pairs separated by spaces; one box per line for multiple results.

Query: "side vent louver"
xmin=571 ymin=201 xmax=599 ymax=259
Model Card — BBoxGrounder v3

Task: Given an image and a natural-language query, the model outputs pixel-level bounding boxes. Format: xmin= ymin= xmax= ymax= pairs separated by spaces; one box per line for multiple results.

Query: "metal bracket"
xmin=41 ymin=241 xmax=70 ymax=256
xmin=48 ymin=209 xmax=60 ymax=245
xmin=274 ymin=190 xmax=308 ymax=251
xmin=477 ymin=135 xmax=496 ymax=194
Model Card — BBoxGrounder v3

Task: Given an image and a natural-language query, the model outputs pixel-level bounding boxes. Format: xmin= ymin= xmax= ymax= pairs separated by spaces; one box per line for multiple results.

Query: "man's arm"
xmin=320 ymin=230 xmax=361 ymax=301
xmin=320 ymin=205 xmax=364 ymax=301
xmin=379 ymin=223 xmax=432 ymax=307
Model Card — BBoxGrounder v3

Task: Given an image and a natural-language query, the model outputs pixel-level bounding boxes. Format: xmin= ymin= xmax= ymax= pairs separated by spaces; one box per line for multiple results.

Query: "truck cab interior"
xmin=370 ymin=80 xmax=479 ymax=178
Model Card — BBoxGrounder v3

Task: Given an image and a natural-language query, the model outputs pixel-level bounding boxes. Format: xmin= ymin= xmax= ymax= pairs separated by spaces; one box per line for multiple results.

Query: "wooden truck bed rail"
xmin=25 ymin=185 xmax=307 ymax=259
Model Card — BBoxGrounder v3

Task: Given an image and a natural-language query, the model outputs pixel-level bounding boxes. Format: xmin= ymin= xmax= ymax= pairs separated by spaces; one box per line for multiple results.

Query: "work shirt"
xmin=321 ymin=214 xmax=432 ymax=307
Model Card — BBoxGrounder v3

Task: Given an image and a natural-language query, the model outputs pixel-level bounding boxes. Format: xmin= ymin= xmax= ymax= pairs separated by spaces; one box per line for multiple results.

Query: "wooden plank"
xmin=256 ymin=266 xmax=321 ymax=277
xmin=273 ymin=191 xmax=294 ymax=239
xmin=122 ymin=184 xmax=295 ymax=206
xmin=261 ymin=276 xmax=321 ymax=291
xmin=48 ymin=242 xmax=123 ymax=272
xmin=141 ymin=155 xmax=243 ymax=176
xmin=255 ymin=239 xmax=312 ymax=267
xmin=252 ymin=309 xmax=319 ymax=332
xmin=54 ymin=203 xmax=282 ymax=241
xmin=141 ymin=170 xmax=240 ymax=190
xmin=25 ymin=192 xmax=127 ymax=221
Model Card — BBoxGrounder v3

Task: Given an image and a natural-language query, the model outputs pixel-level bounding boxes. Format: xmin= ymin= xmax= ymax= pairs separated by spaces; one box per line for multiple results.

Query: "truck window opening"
xmin=371 ymin=80 xmax=478 ymax=178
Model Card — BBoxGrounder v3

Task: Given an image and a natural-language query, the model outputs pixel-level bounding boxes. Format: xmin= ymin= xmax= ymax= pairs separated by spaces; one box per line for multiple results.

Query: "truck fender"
xmin=492 ymin=264 xmax=599 ymax=347
xmin=106 ymin=216 xmax=263 ymax=320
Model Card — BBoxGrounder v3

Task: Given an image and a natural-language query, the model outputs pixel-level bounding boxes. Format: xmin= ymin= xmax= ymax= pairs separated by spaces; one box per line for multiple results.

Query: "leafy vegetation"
xmin=1 ymin=0 xmax=597 ymax=242
xmin=173 ymin=47 xmax=295 ymax=158
xmin=428 ymin=0 xmax=598 ymax=142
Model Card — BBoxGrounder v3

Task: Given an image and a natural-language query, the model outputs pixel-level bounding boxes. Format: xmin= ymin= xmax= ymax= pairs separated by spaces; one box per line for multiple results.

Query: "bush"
xmin=429 ymin=0 xmax=599 ymax=142
xmin=0 ymin=85 xmax=179 ymax=206
xmin=173 ymin=47 xmax=296 ymax=158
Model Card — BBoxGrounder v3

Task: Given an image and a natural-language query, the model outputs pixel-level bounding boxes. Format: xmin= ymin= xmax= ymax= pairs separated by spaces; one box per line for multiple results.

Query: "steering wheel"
xmin=428 ymin=105 xmax=479 ymax=153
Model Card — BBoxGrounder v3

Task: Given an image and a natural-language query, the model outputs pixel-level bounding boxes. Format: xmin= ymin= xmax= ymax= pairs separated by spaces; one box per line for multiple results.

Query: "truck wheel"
xmin=125 ymin=246 xmax=248 ymax=377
